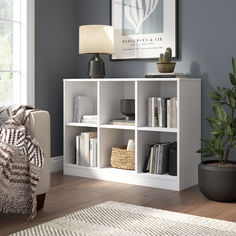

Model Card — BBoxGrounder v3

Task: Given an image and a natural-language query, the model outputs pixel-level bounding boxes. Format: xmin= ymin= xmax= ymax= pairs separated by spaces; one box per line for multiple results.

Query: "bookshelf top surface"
xmin=63 ymin=78 xmax=201 ymax=82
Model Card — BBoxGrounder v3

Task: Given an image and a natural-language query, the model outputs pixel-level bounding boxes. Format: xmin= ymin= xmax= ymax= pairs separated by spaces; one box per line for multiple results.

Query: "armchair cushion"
xmin=29 ymin=110 xmax=51 ymax=195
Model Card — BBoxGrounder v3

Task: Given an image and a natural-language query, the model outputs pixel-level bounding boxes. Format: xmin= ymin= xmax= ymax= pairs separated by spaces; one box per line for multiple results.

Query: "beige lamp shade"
xmin=79 ymin=25 xmax=114 ymax=54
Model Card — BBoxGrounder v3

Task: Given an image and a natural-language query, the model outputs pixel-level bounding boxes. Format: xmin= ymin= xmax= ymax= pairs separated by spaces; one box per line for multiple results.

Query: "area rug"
xmin=11 ymin=201 xmax=236 ymax=236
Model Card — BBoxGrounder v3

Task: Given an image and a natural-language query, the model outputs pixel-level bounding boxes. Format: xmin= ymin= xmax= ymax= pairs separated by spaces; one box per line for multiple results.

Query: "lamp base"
xmin=88 ymin=53 xmax=105 ymax=78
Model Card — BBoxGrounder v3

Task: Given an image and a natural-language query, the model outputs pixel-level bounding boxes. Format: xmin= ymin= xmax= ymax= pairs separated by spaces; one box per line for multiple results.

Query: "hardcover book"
xmin=145 ymin=73 xmax=186 ymax=78
xmin=89 ymin=138 xmax=97 ymax=167
xmin=79 ymin=132 xmax=97 ymax=166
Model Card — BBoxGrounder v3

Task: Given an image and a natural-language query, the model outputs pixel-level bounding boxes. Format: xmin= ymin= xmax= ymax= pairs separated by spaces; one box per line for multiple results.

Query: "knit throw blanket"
xmin=0 ymin=105 xmax=44 ymax=220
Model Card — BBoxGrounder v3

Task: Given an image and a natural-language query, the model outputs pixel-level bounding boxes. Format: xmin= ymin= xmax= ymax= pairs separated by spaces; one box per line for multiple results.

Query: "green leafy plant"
xmin=197 ymin=57 xmax=236 ymax=164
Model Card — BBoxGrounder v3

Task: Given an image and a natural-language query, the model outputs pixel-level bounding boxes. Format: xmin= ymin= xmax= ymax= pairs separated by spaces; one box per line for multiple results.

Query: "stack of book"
xmin=145 ymin=73 xmax=186 ymax=78
xmin=109 ymin=119 xmax=135 ymax=126
xmin=81 ymin=115 xmax=98 ymax=124
xmin=143 ymin=142 xmax=174 ymax=174
xmin=74 ymin=132 xmax=97 ymax=167
xmin=148 ymin=97 xmax=177 ymax=128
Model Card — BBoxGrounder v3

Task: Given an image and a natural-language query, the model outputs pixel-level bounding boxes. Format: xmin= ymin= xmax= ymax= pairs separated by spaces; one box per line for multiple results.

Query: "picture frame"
xmin=111 ymin=0 xmax=178 ymax=61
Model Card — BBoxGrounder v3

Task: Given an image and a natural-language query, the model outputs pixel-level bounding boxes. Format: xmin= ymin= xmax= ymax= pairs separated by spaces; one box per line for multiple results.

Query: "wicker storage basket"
xmin=110 ymin=145 xmax=135 ymax=170
xmin=157 ymin=62 xmax=176 ymax=73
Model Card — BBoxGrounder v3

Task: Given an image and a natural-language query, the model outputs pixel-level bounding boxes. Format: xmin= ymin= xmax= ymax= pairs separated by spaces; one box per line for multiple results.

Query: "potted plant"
xmin=197 ymin=57 xmax=236 ymax=202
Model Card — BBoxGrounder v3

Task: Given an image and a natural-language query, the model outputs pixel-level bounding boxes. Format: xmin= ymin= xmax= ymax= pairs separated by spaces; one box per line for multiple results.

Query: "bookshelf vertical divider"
xmin=63 ymin=78 xmax=201 ymax=191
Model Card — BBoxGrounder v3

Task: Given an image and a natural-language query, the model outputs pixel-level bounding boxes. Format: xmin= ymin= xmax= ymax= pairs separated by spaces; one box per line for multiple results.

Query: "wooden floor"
xmin=1 ymin=171 xmax=236 ymax=235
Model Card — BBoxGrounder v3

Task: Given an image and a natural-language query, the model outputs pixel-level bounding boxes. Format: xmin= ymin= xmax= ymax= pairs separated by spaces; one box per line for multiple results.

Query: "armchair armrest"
xmin=29 ymin=110 xmax=51 ymax=195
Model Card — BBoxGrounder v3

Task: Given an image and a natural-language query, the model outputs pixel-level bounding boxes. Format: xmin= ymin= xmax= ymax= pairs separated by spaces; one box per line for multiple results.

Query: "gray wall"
xmin=76 ymin=0 xmax=236 ymax=160
xmin=35 ymin=0 xmax=77 ymax=157
xmin=36 ymin=0 xmax=236 ymax=158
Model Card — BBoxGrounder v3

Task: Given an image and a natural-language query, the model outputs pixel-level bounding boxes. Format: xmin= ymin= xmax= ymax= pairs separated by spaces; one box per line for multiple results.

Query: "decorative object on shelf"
xmin=79 ymin=25 xmax=114 ymax=78
xmin=145 ymin=73 xmax=186 ymax=78
xmin=109 ymin=99 xmax=135 ymax=126
xmin=110 ymin=145 xmax=135 ymax=170
xmin=157 ymin=48 xmax=176 ymax=73
xmin=120 ymin=99 xmax=135 ymax=120
xmin=197 ymin=57 xmax=236 ymax=202
xmin=111 ymin=0 xmax=177 ymax=60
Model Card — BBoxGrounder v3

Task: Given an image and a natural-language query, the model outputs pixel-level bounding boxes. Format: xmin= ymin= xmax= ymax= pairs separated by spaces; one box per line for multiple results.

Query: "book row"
xmin=148 ymin=97 xmax=177 ymax=128
xmin=143 ymin=142 xmax=177 ymax=176
xmin=71 ymin=132 xmax=97 ymax=167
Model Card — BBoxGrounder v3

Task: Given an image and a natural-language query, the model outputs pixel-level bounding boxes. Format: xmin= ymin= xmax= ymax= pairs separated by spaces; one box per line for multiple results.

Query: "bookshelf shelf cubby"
xmin=64 ymin=78 xmax=201 ymax=191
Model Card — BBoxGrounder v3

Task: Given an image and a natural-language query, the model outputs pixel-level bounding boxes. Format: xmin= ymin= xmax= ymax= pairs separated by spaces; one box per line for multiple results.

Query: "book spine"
xmin=148 ymin=97 xmax=152 ymax=127
xmin=156 ymin=98 xmax=162 ymax=127
xmin=94 ymin=138 xmax=97 ymax=167
xmin=76 ymin=135 xmax=80 ymax=165
xmin=155 ymin=145 xmax=160 ymax=174
xmin=149 ymin=147 xmax=154 ymax=173
xmin=170 ymin=98 xmax=174 ymax=128
xmin=70 ymin=139 xmax=76 ymax=164
xmin=151 ymin=146 xmax=156 ymax=174
xmin=157 ymin=144 xmax=163 ymax=174
xmin=73 ymin=96 xmax=80 ymax=122
xmin=152 ymin=97 xmax=156 ymax=127
xmin=154 ymin=98 xmax=158 ymax=127
xmin=167 ymin=99 xmax=170 ymax=128
xmin=89 ymin=138 xmax=97 ymax=167
xmin=143 ymin=145 xmax=151 ymax=172
xmin=79 ymin=133 xmax=85 ymax=166
xmin=157 ymin=144 xmax=161 ymax=174
xmin=90 ymin=139 xmax=93 ymax=167
xmin=173 ymin=98 xmax=177 ymax=128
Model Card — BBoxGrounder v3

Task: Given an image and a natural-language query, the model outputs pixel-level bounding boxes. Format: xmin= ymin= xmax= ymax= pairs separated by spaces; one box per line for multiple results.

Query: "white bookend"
xmin=73 ymin=96 xmax=94 ymax=122
xmin=76 ymin=135 xmax=80 ymax=165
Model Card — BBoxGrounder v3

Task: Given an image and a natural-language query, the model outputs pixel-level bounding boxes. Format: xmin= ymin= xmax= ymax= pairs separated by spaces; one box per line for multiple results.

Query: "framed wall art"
xmin=111 ymin=0 xmax=178 ymax=60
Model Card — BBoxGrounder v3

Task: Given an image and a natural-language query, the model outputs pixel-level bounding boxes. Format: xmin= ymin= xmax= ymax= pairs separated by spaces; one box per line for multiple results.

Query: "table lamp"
xmin=79 ymin=25 xmax=114 ymax=78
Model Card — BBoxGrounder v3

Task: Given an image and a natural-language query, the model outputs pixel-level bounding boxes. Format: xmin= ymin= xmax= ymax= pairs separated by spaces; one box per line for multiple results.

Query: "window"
xmin=0 ymin=0 xmax=34 ymax=106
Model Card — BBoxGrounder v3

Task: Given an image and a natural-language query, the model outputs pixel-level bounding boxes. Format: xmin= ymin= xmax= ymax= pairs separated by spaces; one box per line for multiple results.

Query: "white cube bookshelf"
xmin=63 ymin=78 xmax=201 ymax=191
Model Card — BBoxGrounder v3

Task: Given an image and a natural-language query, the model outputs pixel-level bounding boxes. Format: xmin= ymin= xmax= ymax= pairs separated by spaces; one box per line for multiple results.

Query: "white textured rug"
xmin=11 ymin=201 xmax=236 ymax=236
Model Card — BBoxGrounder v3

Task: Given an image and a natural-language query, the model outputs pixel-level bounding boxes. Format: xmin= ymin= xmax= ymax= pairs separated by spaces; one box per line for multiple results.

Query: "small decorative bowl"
xmin=157 ymin=62 xmax=176 ymax=73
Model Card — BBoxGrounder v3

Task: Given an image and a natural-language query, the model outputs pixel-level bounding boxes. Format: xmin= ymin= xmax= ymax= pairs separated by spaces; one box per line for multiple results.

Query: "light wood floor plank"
xmin=0 ymin=171 xmax=236 ymax=235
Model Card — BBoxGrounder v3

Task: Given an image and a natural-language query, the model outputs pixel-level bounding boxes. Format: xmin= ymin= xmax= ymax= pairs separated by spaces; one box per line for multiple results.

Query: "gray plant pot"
xmin=198 ymin=161 xmax=236 ymax=202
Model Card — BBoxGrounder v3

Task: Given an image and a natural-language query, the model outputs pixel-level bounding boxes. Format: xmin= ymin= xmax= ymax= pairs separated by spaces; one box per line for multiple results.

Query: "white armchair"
xmin=29 ymin=110 xmax=51 ymax=210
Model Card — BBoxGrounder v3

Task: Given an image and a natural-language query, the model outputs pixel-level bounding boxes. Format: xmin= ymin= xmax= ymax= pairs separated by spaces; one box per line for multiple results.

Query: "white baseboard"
xmin=51 ymin=156 xmax=63 ymax=172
